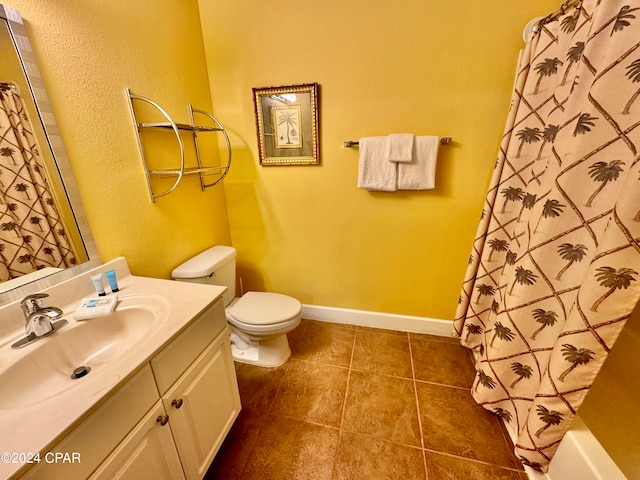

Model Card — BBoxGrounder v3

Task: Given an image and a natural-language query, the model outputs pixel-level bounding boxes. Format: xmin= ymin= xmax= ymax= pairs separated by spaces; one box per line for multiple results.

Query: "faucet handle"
xmin=26 ymin=314 xmax=54 ymax=337
xmin=20 ymin=293 xmax=49 ymax=315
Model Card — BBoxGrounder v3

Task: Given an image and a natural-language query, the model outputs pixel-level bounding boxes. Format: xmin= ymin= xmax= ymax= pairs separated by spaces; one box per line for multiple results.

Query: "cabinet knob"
xmin=171 ymin=398 xmax=183 ymax=409
xmin=156 ymin=414 xmax=169 ymax=426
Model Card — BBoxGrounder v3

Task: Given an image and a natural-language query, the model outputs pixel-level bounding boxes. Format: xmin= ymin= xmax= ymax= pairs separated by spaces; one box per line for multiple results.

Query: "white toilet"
xmin=171 ymin=245 xmax=302 ymax=367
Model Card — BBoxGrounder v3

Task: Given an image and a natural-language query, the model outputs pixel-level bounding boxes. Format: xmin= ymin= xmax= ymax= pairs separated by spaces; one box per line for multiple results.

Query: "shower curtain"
xmin=0 ymin=83 xmax=76 ymax=280
xmin=454 ymin=0 xmax=640 ymax=472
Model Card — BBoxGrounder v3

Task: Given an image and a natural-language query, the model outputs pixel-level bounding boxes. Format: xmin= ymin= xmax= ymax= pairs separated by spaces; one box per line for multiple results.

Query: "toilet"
xmin=171 ymin=245 xmax=302 ymax=367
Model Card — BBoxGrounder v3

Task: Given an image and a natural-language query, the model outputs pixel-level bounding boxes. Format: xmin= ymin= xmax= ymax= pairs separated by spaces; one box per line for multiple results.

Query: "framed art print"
xmin=253 ymin=83 xmax=319 ymax=166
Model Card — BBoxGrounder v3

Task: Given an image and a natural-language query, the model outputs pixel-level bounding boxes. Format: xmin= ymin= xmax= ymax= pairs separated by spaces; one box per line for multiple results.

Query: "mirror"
xmin=0 ymin=5 xmax=100 ymax=304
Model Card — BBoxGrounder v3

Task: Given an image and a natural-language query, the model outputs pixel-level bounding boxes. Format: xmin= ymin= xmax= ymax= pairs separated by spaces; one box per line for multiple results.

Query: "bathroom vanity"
xmin=0 ymin=258 xmax=241 ymax=480
xmin=0 ymin=7 xmax=240 ymax=478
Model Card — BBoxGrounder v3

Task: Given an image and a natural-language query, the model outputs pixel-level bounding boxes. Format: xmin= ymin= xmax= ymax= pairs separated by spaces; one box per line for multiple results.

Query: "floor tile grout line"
xmin=290 ymin=356 xmax=473 ymax=391
xmin=291 ymin=356 xmax=351 ymax=370
xmin=332 ymin=322 xmax=358 ymax=477
xmin=338 ymin=325 xmax=358 ymax=432
xmin=271 ymin=412 xmax=342 ymax=432
xmin=334 ymin=427 xmax=428 ymax=451
xmin=408 ymin=332 xmax=429 ymax=479
xmin=228 ymin=320 xmax=525 ymax=479
xmin=264 ymin=360 xmax=293 ymax=415
xmin=414 ymin=377 xmax=474 ymax=391
xmin=422 ymin=447 xmax=526 ymax=473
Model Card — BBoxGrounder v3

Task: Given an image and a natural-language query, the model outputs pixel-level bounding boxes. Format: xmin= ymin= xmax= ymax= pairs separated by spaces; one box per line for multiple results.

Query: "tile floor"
xmin=205 ymin=320 xmax=527 ymax=480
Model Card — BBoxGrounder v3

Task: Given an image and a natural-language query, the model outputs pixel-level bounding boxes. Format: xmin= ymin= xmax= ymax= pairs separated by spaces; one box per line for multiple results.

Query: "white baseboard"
xmin=301 ymin=304 xmax=455 ymax=338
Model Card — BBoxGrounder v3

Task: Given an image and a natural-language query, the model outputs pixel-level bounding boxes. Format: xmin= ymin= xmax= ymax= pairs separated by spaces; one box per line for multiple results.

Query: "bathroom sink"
xmin=0 ymin=294 xmax=169 ymax=410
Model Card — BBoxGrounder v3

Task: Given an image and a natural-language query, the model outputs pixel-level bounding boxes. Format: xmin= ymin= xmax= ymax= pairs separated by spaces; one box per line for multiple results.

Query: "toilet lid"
xmin=230 ymin=292 xmax=301 ymax=325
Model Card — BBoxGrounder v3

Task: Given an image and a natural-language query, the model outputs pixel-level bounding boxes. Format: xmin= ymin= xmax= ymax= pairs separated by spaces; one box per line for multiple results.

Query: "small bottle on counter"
xmin=104 ymin=269 xmax=120 ymax=293
xmin=90 ymin=273 xmax=107 ymax=297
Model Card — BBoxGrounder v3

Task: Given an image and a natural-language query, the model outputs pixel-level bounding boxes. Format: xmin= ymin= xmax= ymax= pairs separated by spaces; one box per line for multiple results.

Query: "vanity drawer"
xmin=151 ymin=299 xmax=226 ymax=395
xmin=19 ymin=365 xmax=158 ymax=480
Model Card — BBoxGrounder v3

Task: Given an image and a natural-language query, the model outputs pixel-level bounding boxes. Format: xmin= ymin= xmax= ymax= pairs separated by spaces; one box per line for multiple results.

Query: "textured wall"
xmin=198 ymin=0 xmax=559 ymax=319
xmin=6 ymin=0 xmax=232 ymax=278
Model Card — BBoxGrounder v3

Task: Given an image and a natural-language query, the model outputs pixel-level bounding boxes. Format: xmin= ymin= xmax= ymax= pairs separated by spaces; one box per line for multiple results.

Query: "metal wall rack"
xmin=126 ymin=88 xmax=231 ymax=202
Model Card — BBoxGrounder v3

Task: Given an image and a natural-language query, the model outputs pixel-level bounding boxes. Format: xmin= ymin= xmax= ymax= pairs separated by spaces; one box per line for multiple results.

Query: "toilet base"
xmin=230 ymin=331 xmax=292 ymax=367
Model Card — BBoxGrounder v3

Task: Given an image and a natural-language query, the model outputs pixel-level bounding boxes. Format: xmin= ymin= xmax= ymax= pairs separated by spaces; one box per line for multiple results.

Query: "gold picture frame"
xmin=253 ymin=83 xmax=319 ymax=165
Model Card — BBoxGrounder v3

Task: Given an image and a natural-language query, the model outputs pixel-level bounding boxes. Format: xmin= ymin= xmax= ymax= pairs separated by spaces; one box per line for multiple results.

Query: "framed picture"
xmin=253 ymin=83 xmax=319 ymax=165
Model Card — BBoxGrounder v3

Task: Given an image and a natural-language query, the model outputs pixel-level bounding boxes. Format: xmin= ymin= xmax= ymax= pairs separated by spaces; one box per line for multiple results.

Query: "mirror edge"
xmin=0 ymin=5 xmax=101 ymax=304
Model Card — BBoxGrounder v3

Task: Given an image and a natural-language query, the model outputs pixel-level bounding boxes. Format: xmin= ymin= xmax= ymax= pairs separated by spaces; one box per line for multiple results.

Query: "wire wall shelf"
xmin=126 ymin=88 xmax=232 ymax=202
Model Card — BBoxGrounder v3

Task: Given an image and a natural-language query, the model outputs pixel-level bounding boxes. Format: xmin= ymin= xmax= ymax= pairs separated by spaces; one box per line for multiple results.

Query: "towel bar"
xmin=344 ymin=137 xmax=452 ymax=148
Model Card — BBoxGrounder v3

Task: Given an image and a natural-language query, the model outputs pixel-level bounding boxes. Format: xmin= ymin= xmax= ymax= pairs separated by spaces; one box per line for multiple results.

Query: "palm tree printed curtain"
xmin=454 ymin=0 xmax=640 ymax=472
xmin=0 ymin=83 xmax=76 ymax=280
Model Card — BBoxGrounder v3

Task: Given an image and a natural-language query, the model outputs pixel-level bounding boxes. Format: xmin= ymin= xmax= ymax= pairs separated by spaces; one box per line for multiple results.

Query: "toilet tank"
xmin=171 ymin=245 xmax=236 ymax=306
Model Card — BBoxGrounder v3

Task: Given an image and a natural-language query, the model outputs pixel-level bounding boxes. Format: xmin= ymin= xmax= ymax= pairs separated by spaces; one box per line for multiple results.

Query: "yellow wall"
xmin=6 ymin=0 xmax=231 ymax=278
xmin=579 ymin=306 xmax=640 ymax=479
xmin=4 ymin=0 xmax=561 ymax=319
xmin=199 ymin=0 xmax=558 ymax=319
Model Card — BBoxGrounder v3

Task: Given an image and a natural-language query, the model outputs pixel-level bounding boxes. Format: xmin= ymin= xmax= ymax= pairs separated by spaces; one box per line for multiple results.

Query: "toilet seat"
xmin=226 ymin=292 xmax=302 ymax=366
xmin=229 ymin=291 xmax=301 ymax=325
xmin=172 ymin=245 xmax=301 ymax=367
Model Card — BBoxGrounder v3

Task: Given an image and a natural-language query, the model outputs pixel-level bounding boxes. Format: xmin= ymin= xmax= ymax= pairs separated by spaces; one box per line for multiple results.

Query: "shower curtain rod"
xmin=537 ymin=0 xmax=582 ymax=30
xmin=0 ymin=81 xmax=19 ymax=93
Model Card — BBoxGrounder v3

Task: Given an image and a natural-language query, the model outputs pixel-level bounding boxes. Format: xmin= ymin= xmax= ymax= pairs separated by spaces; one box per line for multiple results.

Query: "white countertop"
xmin=0 ymin=258 xmax=226 ymax=479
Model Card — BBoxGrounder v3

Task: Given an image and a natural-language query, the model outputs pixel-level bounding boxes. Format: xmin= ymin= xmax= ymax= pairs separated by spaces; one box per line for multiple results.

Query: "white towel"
xmin=73 ymin=295 xmax=118 ymax=320
xmin=388 ymin=133 xmax=414 ymax=163
xmin=397 ymin=136 xmax=439 ymax=190
xmin=357 ymin=136 xmax=397 ymax=191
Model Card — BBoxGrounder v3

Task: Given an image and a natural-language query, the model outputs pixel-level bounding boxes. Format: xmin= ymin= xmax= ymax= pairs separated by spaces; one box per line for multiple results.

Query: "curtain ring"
xmin=539 ymin=14 xmax=553 ymax=28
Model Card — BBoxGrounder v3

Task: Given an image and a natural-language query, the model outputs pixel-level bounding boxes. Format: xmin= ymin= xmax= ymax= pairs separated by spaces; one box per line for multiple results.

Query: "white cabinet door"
xmin=89 ymin=402 xmax=185 ymax=480
xmin=19 ymin=366 xmax=159 ymax=480
xmin=163 ymin=331 xmax=241 ymax=480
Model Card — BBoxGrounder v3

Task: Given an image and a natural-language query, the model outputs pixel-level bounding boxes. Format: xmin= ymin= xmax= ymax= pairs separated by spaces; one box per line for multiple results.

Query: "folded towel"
xmin=357 ymin=136 xmax=397 ymax=191
xmin=397 ymin=136 xmax=439 ymax=190
xmin=388 ymin=133 xmax=414 ymax=163
xmin=73 ymin=294 xmax=118 ymax=320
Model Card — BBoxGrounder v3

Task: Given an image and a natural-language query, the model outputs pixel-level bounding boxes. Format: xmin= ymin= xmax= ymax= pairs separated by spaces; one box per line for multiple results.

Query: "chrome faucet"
xmin=12 ymin=293 xmax=68 ymax=348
